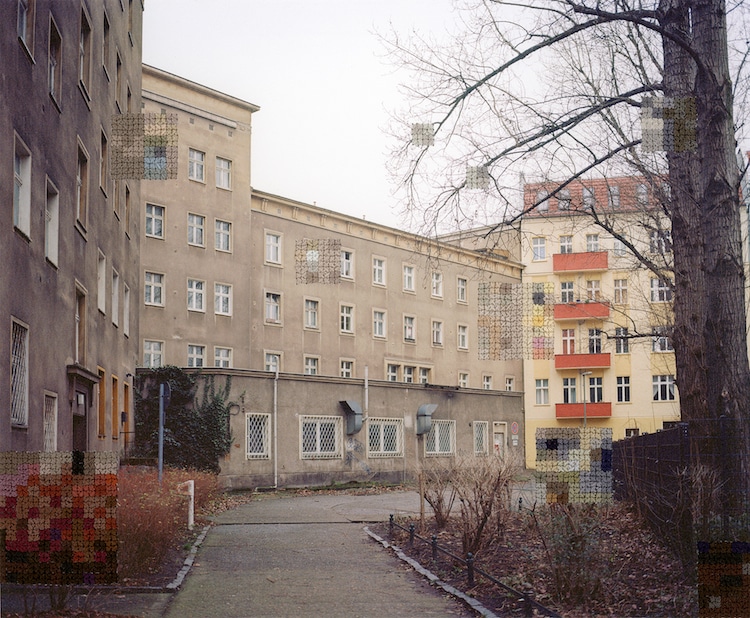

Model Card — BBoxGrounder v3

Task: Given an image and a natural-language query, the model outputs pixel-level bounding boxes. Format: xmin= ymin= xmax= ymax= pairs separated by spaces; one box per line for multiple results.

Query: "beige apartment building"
xmin=1 ymin=0 xmax=143 ymax=452
xmin=519 ymin=177 xmax=680 ymax=466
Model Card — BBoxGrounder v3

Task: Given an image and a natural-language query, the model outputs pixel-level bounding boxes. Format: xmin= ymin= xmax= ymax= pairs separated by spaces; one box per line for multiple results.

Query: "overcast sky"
xmin=142 ymin=0 xmax=457 ymax=229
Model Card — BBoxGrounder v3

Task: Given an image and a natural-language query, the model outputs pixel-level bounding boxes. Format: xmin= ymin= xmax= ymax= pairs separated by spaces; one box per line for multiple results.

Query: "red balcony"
xmin=554 ymin=302 xmax=610 ymax=320
xmin=554 ymin=353 xmax=611 ymax=370
xmin=553 ymin=251 xmax=608 ymax=272
xmin=555 ymin=402 xmax=612 ymax=419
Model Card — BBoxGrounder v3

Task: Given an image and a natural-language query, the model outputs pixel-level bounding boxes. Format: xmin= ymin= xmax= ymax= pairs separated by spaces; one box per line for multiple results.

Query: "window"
xmin=111 ymin=375 xmax=119 ymax=440
xmin=48 ymin=18 xmax=62 ymax=103
xmin=145 ymin=203 xmax=164 ymax=238
xmin=425 ymin=420 xmax=456 ymax=456
xmin=99 ymin=130 xmax=109 ymax=194
xmin=265 ymin=232 xmax=281 ymax=264
xmin=123 ymin=284 xmax=130 ymax=337
xmin=215 ymin=157 xmax=231 ymax=189
xmin=76 ymin=142 xmax=89 ymax=223
xmin=17 ymin=0 xmax=35 ymax=51
xmin=188 ymin=214 xmax=205 ymax=246
xmin=483 ymin=375 xmax=493 ymax=390
xmin=589 ymin=329 xmax=602 ymax=354
xmin=102 ymin=11 xmax=110 ymax=74
xmin=187 ymin=279 xmax=205 ymax=312
xmin=373 ymin=310 xmax=385 ymax=338
xmin=265 ymin=352 xmax=280 ymax=372
xmin=403 ymin=315 xmax=415 ymax=341
xmin=560 ymin=281 xmax=574 ymax=303
xmin=586 ymin=234 xmax=600 ymax=252
xmin=340 ymin=359 xmax=354 ymax=378
xmin=653 ymin=375 xmax=676 ymax=401
xmin=589 ymin=376 xmax=603 ymax=403
xmin=652 ymin=326 xmax=674 ymax=352
xmin=535 ymin=379 xmax=549 ymax=405
xmin=215 ymin=220 xmax=231 ymax=251
xmin=115 ymin=52 xmax=122 ymax=110
xmin=304 ymin=299 xmax=319 ymax=329
xmin=246 ymin=413 xmax=270 ymax=459
xmin=215 ymin=347 xmax=232 ymax=368
xmin=419 ymin=368 xmax=430 ymax=384
xmin=563 ymin=377 xmax=577 ymax=404
xmin=431 ymin=272 xmax=443 ymax=297
xmin=403 ymin=265 xmax=415 ymax=291
xmin=403 ymin=366 xmax=415 ymax=383
xmin=562 ymin=328 xmax=575 ymax=354
xmin=340 ymin=304 xmax=354 ymax=333
xmin=46 ymin=180 xmax=60 ymax=264
xmin=583 ymin=186 xmax=596 ymax=209
xmin=532 ymin=237 xmax=546 ymax=261
xmin=97 ymin=368 xmax=106 ymax=437
xmin=586 ymin=279 xmax=601 ymax=301
xmin=187 ymin=344 xmax=205 ymax=368
xmin=649 ymin=230 xmax=672 ymax=254
xmin=143 ymin=340 xmax=163 ymax=368
xmin=43 ymin=392 xmax=57 ymax=452
xmin=75 ymin=291 xmax=86 ymax=364
xmin=613 ymin=279 xmax=628 ymax=304
xmin=111 ymin=269 xmax=119 ymax=326
xmin=188 ymin=148 xmax=205 ymax=181
xmin=505 ymin=377 xmax=514 ymax=391
xmin=650 ymin=278 xmax=673 ymax=302
xmin=11 ymin=319 xmax=29 ymax=426
xmin=559 ymin=235 xmax=573 ymax=254
xmin=625 ymin=427 xmax=640 ymax=438
xmin=215 ymin=283 xmax=232 ymax=316
xmin=617 ymin=376 xmax=631 ymax=402
xmin=458 ymin=373 xmax=469 ymax=388
xmin=473 ymin=421 xmax=489 ymax=455
xmin=301 ymin=416 xmax=342 ymax=459
xmin=615 ymin=327 xmax=629 ymax=353
xmin=387 ymin=364 xmax=399 ymax=382
xmin=372 ymin=257 xmax=385 ymax=285
xmin=431 ymin=320 xmax=443 ymax=346
xmin=368 ymin=418 xmax=404 ymax=457
xmin=144 ymin=272 xmax=164 ymax=306
xmin=457 ymin=324 xmax=468 ymax=349
xmin=265 ymin=292 xmax=281 ymax=323
xmin=457 ymin=277 xmax=467 ymax=303
xmin=613 ymin=237 xmax=627 ymax=256
xmin=608 ymin=185 xmax=620 ymax=208
xmin=79 ymin=9 xmax=91 ymax=94
xmin=535 ymin=190 xmax=549 ymax=212
xmin=557 ymin=189 xmax=571 ymax=210
xmin=636 ymin=183 xmax=649 ymax=206
xmin=14 ymin=135 xmax=31 ymax=236
xmin=97 ymin=252 xmax=106 ymax=313
xmin=340 ymin=250 xmax=354 ymax=279
xmin=304 ymin=356 xmax=319 ymax=375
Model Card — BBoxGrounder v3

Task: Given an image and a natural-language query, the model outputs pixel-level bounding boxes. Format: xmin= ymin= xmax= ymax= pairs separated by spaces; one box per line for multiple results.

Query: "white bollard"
xmin=177 ymin=480 xmax=195 ymax=530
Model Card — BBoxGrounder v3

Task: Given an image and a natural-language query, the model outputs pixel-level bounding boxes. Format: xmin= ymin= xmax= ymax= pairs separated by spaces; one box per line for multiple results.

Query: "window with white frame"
xmin=215 ymin=283 xmax=231 ymax=316
xmin=482 ymin=375 xmax=492 ymax=390
xmin=246 ymin=413 xmax=270 ymax=459
xmin=102 ymin=11 xmax=109 ymax=74
xmin=505 ymin=377 xmax=514 ymax=391
xmin=372 ymin=257 xmax=385 ymax=285
xmin=301 ymin=415 xmax=342 ymax=459
xmin=265 ymin=352 xmax=280 ymax=372
xmin=650 ymin=278 xmax=673 ymax=302
xmin=187 ymin=344 xmax=205 ymax=368
xmin=43 ymin=392 xmax=57 ymax=452
xmin=473 ymin=421 xmax=489 ymax=455
xmin=557 ymin=189 xmax=571 ymax=210
xmin=187 ymin=213 xmax=205 ymax=246
xmin=145 ymin=203 xmax=164 ymax=238
xmin=431 ymin=272 xmax=443 ymax=297
xmin=560 ymin=281 xmax=574 ymax=303
xmin=617 ymin=376 xmax=631 ymax=402
xmin=613 ymin=237 xmax=628 ymax=256
xmin=265 ymin=232 xmax=281 ymax=264
xmin=143 ymin=340 xmax=163 ymax=368
xmin=76 ymin=142 xmax=89 ymax=223
xmin=215 ymin=157 xmax=231 ymax=189
xmin=457 ymin=277 xmax=467 ymax=303
xmin=431 ymin=320 xmax=443 ymax=346
xmin=187 ymin=279 xmax=205 ymax=312
xmin=144 ymin=272 xmax=164 ymax=306
xmin=535 ymin=190 xmax=549 ymax=211
xmin=563 ymin=377 xmax=577 ymax=403
xmin=562 ymin=328 xmax=575 ymax=354
xmin=583 ymin=186 xmax=596 ymax=209
xmin=458 ymin=372 xmax=469 ymax=388
xmin=340 ymin=359 xmax=354 ymax=378
xmin=304 ymin=356 xmax=319 ymax=375
xmin=373 ymin=310 xmax=385 ymax=338
xmin=340 ymin=250 xmax=354 ymax=279
xmin=649 ymin=230 xmax=672 ymax=254
xmin=48 ymin=17 xmax=62 ymax=102
xmin=215 ymin=347 xmax=232 ymax=368
xmin=419 ymin=367 xmax=430 ymax=384
xmin=403 ymin=366 xmax=415 ymax=383
xmin=613 ymin=279 xmax=628 ymax=304
xmin=13 ymin=136 xmax=31 ymax=236
xmin=403 ymin=315 xmax=415 ymax=341
xmin=653 ymin=375 xmax=675 ymax=401
xmin=111 ymin=269 xmax=119 ymax=326
xmin=386 ymin=364 xmax=399 ymax=381
xmin=588 ymin=376 xmax=603 ymax=403
xmin=368 ymin=418 xmax=403 ymax=457
xmin=457 ymin=324 xmax=468 ymax=349
xmin=97 ymin=252 xmax=106 ymax=313
xmin=188 ymin=148 xmax=205 ymax=182
xmin=99 ymin=130 xmax=109 ymax=194
xmin=636 ymin=183 xmax=649 ymax=205
xmin=304 ymin=299 xmax=319 ymax=329
xmin=340 ymin=304 xmax=354 ymax=333
xmin=265 ymin=292 xmax=281 ymax=323
xmin=535 ymin=379 xmax=549 ymax=404
xmin=589 ymin=329 xmax=602 ymax=354
xmin=45 ymin=181 xmax=60 ymax=265
xmin=425 ymin=419 xmax=456 ymax=456
xmin=608 ymin=185 xmax=620 ymax=208
xmin=123 ymin=284 xmax=130 ymax=337
xmin=559 ymin=235 xmax=573 ymax=254
xmin=586 ymin=234 xmax=600 ymax=252
xmin=652 ymin=326 xmax=674 ymax=352
xmin=403 ymin=265 xmax=415 ymax=291
xmin=615 ymin=327 xmax=629 ymax=353
xmin=586 ymin=279 xmax=601 ymax=301
xmin=215 ymin=220 xmax=231 ymax=251
xmin=532 ymin=237 xmax=546 ymax=261
xmin=17 ymin=0 xmax=35 ymax=50
xmin=11 ymin=319 xmax=29 ymax=426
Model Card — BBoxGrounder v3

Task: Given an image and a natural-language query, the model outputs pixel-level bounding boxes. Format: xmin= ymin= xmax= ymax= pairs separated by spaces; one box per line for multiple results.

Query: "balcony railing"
xmin=555 ymin=402 xmax=612 ymax=419
xmin=554 ymin=353 xmax=611 ymax=369
xmin=554 ymin=302 xmax=610 ymax=320
xmin=553 ymin=251 xmax=608 ymax=272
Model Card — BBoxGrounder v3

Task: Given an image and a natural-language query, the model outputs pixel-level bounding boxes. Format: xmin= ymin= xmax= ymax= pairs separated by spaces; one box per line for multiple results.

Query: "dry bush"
xmin=418 ymin=459 xmax=457 ymax=529
xmin=117 ymin=466 xmax=219 ymax=580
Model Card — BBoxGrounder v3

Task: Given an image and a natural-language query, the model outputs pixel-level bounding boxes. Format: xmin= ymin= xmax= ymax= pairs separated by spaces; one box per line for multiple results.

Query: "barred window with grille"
xmin=246 ymin=413 xmax=270 ymax=460
xmin=11 ymin=320 xmax=29 ymax=427
xmin=300 ymin=415 xmax=342 ymax=459
xmin=368 ymin=418 xmax=404 ymax=458
xmin=425 ymin=419 xmax=456 ymax=456
xmin=473 ymin=421 xmax=489 ymax=456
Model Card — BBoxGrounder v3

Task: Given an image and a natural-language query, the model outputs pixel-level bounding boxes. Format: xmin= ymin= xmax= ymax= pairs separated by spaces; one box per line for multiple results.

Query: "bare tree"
xmin=384 ymin=0 xmax=750 ymax=512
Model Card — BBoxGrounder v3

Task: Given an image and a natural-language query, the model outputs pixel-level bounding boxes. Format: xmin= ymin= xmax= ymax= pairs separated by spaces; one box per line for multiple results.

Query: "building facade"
xmin=1 ymin=0 xmax=143 ymax=452
xmin=519 ymin=177 xmax=680 ymax=466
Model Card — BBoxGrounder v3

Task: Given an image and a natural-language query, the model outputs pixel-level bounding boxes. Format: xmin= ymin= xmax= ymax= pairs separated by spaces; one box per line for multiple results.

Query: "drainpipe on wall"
xmin=273 ymin=367 xmax=279 ymax=489
xmin=364 ymin=365 xmax=369 ymax=414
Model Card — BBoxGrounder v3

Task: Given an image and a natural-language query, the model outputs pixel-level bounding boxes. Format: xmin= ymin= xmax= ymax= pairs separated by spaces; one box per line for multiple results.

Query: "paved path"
xmin=163 ymin=491 xmax=474 ymax=617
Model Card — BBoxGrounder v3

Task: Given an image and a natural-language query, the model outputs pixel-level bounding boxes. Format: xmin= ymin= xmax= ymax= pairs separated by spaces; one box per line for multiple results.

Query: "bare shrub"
xmin=419 ymin=459 xmax=456 ymax=529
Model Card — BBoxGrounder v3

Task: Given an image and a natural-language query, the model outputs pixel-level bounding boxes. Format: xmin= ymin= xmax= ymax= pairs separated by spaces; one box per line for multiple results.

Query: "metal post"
xmin=518 ymin=496 xmax=523 ymax=512
xmin=389 ymin=514 xmax=394 ymax=540
xmin=431 ymin=534 xmax=438 ymax=562
xmin=409 ymin=522 xmax=415 ymax=546
xmin=466 ymin=553 xmax=475 ymax=586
